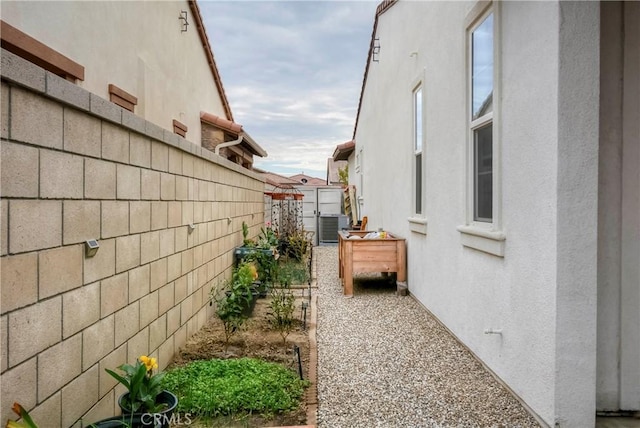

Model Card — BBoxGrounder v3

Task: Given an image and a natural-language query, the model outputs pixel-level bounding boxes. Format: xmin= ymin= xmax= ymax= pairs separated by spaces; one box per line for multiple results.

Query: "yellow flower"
xmin=139 ymin=355 xmax=158 ymax=372
xmin=249 ymin=264 xmax=258 ymax=280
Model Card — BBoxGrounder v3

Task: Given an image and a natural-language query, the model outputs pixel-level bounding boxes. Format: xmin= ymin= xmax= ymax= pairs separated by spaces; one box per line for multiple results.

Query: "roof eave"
xmin=188 ymin=0 xmax=234 ymax=122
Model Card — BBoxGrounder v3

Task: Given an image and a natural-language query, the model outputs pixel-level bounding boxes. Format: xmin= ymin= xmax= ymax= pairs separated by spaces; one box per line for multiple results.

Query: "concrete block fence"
xmin=0 ymin=49 xmax=265 ymax=427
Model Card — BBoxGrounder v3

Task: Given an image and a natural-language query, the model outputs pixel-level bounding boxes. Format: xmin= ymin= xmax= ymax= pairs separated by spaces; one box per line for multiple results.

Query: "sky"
xmin=199 ymin=0 xmax=379 ymax=179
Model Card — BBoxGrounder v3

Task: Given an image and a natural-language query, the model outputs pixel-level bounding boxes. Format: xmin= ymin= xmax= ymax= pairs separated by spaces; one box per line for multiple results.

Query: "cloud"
xmin=199 ymin=0 xmax=378 ymax=177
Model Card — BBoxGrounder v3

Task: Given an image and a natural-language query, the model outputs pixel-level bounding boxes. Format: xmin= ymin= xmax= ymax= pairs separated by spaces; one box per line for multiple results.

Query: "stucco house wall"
xmin=353 ymin=1 xmax=615 ymax=426
xmin=0 ymin=48 xmax=265 ymax=427
xmin=1 ymin=1 xmax=228 ymax=147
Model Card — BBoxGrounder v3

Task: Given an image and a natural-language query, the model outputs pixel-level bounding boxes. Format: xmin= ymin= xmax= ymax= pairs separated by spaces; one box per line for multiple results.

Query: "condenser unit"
xmin=319 ymin=214 xmax=349 ymax=243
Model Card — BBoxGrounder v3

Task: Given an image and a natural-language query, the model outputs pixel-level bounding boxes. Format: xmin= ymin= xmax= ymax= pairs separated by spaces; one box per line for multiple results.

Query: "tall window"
xmin=470 ymin=12 xmax=493 ymax=222
xmin=413 ymin=86 xmax=423 ymax=215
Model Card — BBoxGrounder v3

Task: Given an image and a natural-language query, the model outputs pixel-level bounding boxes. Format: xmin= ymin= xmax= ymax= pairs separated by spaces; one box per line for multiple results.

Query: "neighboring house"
xmin=0 ymin=1 xmax=267 ymax=426
xmin=326 ymin=157 xmax=348 ymax=186
xmin=353 ymin=1 xmax=639 ymax=427
xmin=288 ymin=173 xmax=326 ymax=186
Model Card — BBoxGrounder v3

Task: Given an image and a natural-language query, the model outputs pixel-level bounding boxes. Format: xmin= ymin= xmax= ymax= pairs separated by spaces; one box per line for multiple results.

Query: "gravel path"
xmin=315 ymin=246 xmax=540 ymax=428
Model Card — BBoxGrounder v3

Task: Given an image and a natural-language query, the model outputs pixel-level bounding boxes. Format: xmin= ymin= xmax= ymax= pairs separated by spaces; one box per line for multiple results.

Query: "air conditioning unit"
xmin=319 ymin=214 xmax=350 ymax=243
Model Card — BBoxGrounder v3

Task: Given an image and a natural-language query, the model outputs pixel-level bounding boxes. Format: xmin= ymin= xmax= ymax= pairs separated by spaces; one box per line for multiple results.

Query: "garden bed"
xmin=169 ymin=291 xmax=312 ymax=427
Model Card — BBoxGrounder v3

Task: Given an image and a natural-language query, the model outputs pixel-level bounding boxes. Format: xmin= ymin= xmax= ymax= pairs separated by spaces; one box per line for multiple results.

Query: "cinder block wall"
xmin=0 ymin=49 xmax=265 ymax=427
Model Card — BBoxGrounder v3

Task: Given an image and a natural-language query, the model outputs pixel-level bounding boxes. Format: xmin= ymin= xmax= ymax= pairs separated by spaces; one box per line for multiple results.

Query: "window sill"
xmin=408 ymin=217 xmax=427 ymax=235
xmin=457 ymin=224 xmax=505 ymax=257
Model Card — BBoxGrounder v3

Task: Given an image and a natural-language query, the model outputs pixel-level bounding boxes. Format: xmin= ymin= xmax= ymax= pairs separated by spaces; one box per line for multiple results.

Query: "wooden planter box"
xmin=338 ymin=230 xmax=407 ymax=297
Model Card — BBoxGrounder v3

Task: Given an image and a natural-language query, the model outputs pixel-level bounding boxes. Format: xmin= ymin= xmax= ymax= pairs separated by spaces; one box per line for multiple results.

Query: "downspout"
xmin=215 ymin=134 xmax=243 ymax=156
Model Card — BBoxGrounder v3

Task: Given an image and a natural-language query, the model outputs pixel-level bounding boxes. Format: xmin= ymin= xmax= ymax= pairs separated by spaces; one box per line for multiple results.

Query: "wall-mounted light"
xmin=179 ymin=10 xmax=189 ymax=32
xmin=85 ymin=239 xmax=100 ymax=258
xmin=372 ymin=38 xmax=381 ymax=63
xmin=188 ymin=224 xmax=196 ymax=234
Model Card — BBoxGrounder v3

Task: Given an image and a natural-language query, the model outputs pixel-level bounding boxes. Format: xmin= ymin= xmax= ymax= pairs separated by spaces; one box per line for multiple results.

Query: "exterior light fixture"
xmin=179 ymin=10 xmax=189 ymax=32
xmin=188 ymin=224 xmax=196 ymax=233
xmin=85 ymin=239 xmax=100 ymax=258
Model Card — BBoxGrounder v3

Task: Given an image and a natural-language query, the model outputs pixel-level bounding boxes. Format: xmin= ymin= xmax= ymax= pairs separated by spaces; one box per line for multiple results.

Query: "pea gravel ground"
xmin=314 ymin=245 xmax=540 ymax=428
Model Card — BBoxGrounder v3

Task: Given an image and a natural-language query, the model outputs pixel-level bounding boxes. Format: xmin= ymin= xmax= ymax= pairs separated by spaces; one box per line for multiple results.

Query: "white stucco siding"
xmin=1 ymin=1 xmax=228 ymax=145
xmin=353 ymin=2 xmax=585 ymax=425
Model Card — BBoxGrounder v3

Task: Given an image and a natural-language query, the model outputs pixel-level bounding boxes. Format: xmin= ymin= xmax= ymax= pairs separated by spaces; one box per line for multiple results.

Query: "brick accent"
xmin=108 ymin=84 xmax=137 ymax=112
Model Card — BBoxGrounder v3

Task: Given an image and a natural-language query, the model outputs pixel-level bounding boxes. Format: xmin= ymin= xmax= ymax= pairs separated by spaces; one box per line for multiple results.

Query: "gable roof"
xmin=188 ymin=0 xmax=234 ymax=122
xmin=254 ymin=168 xmax=299 ymax=188
xmin=352 ymin=0 xmax=398 ymax=139
xmin=289 ymin=174 xmax=327 ymax=186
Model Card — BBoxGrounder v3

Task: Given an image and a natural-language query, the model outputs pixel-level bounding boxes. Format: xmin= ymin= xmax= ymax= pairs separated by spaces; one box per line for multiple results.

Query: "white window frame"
xmin=457 ymin=1 xmax=505 ymax=256
xmin=408 ymin=73 xmax=427 ymax=235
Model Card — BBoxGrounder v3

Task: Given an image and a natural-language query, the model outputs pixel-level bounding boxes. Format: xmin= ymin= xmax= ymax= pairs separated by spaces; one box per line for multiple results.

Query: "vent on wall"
xmin=319 ymin=215 xmax=350 ymax=243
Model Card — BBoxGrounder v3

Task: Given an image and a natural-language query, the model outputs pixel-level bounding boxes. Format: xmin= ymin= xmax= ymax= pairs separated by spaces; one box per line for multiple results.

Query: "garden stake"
xmin=294 ymin=345 xmax=303 ymax=380
xmin=301 ymin=301 xmax=308 ymax=330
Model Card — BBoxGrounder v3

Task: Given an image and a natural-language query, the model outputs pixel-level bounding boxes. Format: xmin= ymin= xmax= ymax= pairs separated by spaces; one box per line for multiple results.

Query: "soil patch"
xmin=170 ymin=289 xmax=312 ymax=428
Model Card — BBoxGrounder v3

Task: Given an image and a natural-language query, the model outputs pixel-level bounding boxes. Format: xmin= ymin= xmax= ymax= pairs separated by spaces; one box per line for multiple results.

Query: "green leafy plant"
xmin=6 ymin=403 xmax=38 ymax=428
xmin=268 ymin=277 xmax=297 ymax=345
xmin=241 ymin=221 xmax=255 ymax=247
xmin=161 ymin=358 xmax=308 ymax=418
xmin=105 ymin=356 xmax=167 ymax=413
xmin=277 ymin=258 xmax=310 ymax=285
xmin=210 ymin=262 xmax=258 ymax=350
xmin=338 ymin=165 xmax=349 ymax=186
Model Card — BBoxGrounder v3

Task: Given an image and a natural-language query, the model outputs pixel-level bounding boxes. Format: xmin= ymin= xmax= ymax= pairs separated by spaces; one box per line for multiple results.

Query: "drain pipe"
xmin=215 ymin=134 xmax=243 ymax=156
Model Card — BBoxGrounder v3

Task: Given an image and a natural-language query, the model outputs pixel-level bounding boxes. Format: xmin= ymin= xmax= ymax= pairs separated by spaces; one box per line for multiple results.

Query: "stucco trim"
xmin=0 ymin=19 xmax=84 ymax=82
xmin=457 ymin=225 xmax=505 ymax=257
xmin=408 ymin=217 xmax=427 ymax=235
